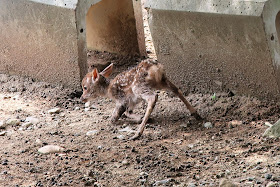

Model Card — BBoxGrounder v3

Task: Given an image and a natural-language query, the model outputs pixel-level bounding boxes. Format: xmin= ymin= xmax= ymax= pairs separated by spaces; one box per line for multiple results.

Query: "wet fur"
xmin=81 ymin=59 xmax=202 ymax=140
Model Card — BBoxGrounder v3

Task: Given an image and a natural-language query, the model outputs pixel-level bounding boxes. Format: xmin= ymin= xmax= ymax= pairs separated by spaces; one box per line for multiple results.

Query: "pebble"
xmin=119 ymin=126 xmax=133 ymax=133
xmin=154 ymin=178 xmax=172 ymax=186
xmin=0 ymin=121 xmax=7 ymax=129
xmin=188 ymin=183 xmax=196 ymax=187
xmin=48 ymin=108 xmax=61 ymax=114
xmin=263 ymin=119 xmax=280 ymax=138
xmin=5 ymin=119 xmax=20 ymax=126
xmin=12 ymin=95 xmax=20 ymax=100
xmin=230 ymin=120 xmax=243 ymax=126
xmin=25 ymin=117 xmax=40 ymax=125
xmin=264 ymin=122 xmax=273 ymax=127
xmin=219 ymin=179 xmax=237 ymax=187
xmin=204 ymin=122 xmax=213 ymax=129
xmin=38 ymin=145 xmax=65 ymax=154
xmin=122 ymin=159 xmax=129 ymax=166
xmin=0 ymin=131 xmax=7 ymax=136
xmin=139 ymin=172 xmax=149 ymax=178
xmin=271 ymin=176 xmax=280 ymax=181
xmin=248 ymin=177 xmax=255 ymax=181
xmin=117 ymin=135 xmax=125 ymax=140
xmin=35 ymin=139 xmax=43 ymax=145
xmin=86 ymin=130 xmax=99 ymax=136
xmin=85 ymin=101 xmax=91 ymax=108
xmin=264 ymin=173 xmax=272 ymax=179
xmin=266 ymin=182 xmax=277 ymax=187
xmin=97 ymin=145 xmax=103 ymax=149
xmin=2 ymin=171 xmax=8 ymax=175
xmin=21 ymin=122 xmax=32 ymax=129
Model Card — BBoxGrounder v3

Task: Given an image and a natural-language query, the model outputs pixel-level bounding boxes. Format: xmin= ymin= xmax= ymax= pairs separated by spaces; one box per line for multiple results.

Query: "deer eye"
xmin=83 ymin=86 xmax=87 ymax=90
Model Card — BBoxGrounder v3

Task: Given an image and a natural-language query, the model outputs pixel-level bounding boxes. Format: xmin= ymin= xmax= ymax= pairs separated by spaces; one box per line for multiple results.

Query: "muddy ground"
xmin=1 ymin=6 xmax=280 ymax=187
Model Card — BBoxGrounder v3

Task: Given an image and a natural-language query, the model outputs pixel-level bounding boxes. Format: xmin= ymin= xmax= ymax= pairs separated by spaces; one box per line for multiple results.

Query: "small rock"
xmin=188 ymin=144 xmax=194 ymax=148
xmin=5 ymin=119 xmax=20 ymax=126
xmin=263 ymin=119 xmax=280 ymax=138
xmin=204 ymin=122 xmax=213 ymax=129
xmin=122 ymin=159 xmax=129 ymax=166
xmin=266 ymin=182 xmax=277 ymax=187
xmin=264 ymin=122 xmax=273 ymax=127
xmin=173 ymin=139 xmax=183 ymax=145
xmin=0 ymin=131 xmax=7 ymax=136
xmin=25 ymin=117 xmax=40 ymax=125
xmin=230 ymin=120 xmax=243 ymax=126
xmin=85 ymin=101 xmax=91 ymax=108
xmin=180 ymin=123 xmax=189 ymax=129
xmin=117 ymin=135 xmax=125 ymax=140
xmin=2 ymin=171 xmax=8 ymax=175
xmin=48 ymin=108 xmax=61 ymax=114
xmin=84 ymin=108 xmax=90 ymax=112
xmin=38 ymin=145 xmax=65 ymax=154
xmin=139 ymin=172 xmax=149 ymax=178
xmin=35 ymin=139 xmax=43 ymax=145
xmin=119 ymin=126 xmax=133 ymax=132
xmin=154 ymin=179 xmax=172 ymax=186
xmin=21 ymin=122 xmax=32 ymax=129
xmin=97 ymin=145 xmax=103 ymax=149
xmin=2 ymin=160 xmax=8 ymax=165
xmin=74 ymin=107 xmax=80 ymax=111
xmin=188 ymin=183 xmax=196 ymax=187
xmin=248 ymin=177 xmax=254 ymax=181
xmin=219 ymin=179 xmax=237 ymax=187
xmin=0 ymin=121 xmax=7 ymax=129
xmin=12 ymin=95 xmax=20 ymax=100
xmin=271 ymin=176 xmax=280 ymax=181
xmin=86 ymin=130 xmax=99 ymax=136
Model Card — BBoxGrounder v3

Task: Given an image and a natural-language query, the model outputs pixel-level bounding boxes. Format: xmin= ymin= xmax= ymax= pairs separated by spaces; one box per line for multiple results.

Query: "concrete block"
xmin=0 ymin=0 xmax=145 ymax=88
xmin=145 ymin=0 xmax=280 ymax=99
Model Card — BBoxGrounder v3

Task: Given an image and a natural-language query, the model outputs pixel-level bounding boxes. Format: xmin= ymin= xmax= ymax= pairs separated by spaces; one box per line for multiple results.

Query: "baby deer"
xmin=81 ymin=59 xmax=202 ymax=140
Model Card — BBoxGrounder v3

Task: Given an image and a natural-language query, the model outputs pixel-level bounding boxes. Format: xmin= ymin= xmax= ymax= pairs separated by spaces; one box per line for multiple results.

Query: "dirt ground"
xmin=1 ymin=6 xmax=280 ymax=187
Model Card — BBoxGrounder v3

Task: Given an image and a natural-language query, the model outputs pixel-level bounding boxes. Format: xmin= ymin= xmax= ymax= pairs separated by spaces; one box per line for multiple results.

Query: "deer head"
xmin=80 ymin=63 xmax=113 ymax=102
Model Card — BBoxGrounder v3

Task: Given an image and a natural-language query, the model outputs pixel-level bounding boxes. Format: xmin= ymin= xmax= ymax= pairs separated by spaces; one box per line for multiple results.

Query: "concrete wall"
xmin=0 ymin=0 xmax=145 ymax=88
xmin=0 ymin=0 xmax=81 ymax=87
xmin=145 ymin=0 xmax=280 ymax=99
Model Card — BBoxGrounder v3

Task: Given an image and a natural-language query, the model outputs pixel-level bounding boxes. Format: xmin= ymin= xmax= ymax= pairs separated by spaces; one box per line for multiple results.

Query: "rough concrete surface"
xmin=0 ymin=0 xmax=145 ymax=88
xmin=0 ymin=0 xmax=81 ymax=88
xmin=145 ymin=0 xmax=280 ymax=100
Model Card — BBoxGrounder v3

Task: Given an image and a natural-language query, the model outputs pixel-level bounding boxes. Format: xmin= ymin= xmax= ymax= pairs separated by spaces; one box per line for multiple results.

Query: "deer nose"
xmin=80 ymin=95 xmax=87 ymax=103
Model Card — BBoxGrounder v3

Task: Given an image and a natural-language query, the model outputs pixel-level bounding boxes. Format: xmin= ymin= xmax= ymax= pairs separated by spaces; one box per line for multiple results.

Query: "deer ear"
xmin=92 ymin=68 xmax=99 ymax=82
xmin=100 ymin=63 xmax=113 ymax=78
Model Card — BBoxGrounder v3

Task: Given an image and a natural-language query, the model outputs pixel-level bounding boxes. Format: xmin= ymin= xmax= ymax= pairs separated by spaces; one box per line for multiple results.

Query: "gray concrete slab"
xmin=0 ymin=0 xmax=145 ymax=88
xmin=145 ymin=0 xmax=280 ymax=100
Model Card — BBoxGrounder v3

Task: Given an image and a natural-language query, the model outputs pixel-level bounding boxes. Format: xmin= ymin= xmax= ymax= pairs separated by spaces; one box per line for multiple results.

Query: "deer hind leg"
xmin=119 ymin=97 xmax=142 ymax=123
xmin=162 ymin=78 xmax=202 ymax=120
xmin=130 ymin=94 xmax=158 ymax=140
xmin=110 ymin=102 xmax=126 ymax=123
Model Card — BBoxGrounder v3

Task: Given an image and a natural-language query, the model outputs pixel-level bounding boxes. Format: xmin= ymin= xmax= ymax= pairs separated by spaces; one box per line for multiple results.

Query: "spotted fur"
xmin=81 ymin=59 xmax=202 ymax=140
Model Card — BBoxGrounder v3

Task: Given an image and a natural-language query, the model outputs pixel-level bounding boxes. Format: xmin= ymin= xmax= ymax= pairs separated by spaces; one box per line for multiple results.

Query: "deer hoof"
xmin=191 ymin=112 xmax=203 ymax=121
xmin=129 ymin=132 xmax=142 ymax=140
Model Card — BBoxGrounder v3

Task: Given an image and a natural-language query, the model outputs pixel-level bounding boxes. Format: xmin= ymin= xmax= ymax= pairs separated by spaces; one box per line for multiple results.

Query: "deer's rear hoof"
xmin=129 ymin=133 xmax=142 ymax=140
xmin=191 ymin=112 xmax=203 ymax=121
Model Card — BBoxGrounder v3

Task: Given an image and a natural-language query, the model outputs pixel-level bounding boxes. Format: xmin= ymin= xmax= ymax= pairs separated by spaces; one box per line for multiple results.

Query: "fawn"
xmin=80 ymin=59 xmax=202 ymax=140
